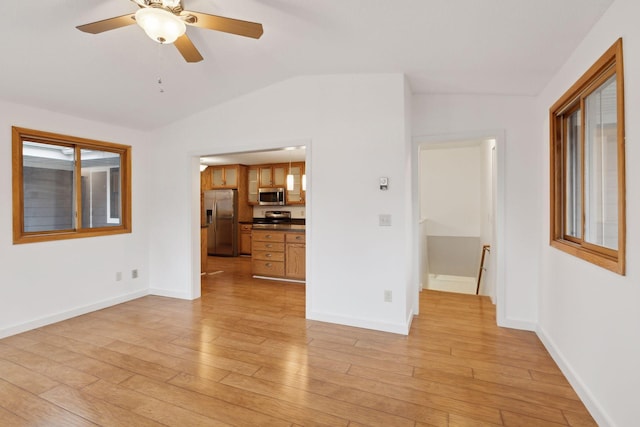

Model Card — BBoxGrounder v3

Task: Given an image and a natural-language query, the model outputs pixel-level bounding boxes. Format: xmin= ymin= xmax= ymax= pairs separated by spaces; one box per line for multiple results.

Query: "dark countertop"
xmin=251 ymin=224 xmax=305 ymax=232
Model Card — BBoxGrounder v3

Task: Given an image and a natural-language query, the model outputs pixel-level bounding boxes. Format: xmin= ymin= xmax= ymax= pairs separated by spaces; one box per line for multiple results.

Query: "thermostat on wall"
xmin=379 ymin=177 xmax=389 ymax=190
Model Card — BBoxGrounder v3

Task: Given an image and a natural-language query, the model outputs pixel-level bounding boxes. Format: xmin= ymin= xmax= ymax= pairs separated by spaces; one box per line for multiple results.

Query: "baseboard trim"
xmin=0 ymin=290 xmax=149 ymax=340
xmin=307 ymin=311 xmax=410 ymax=335
xmin=497 ymin=316 xmax=536 ymax=331
xmin=148 ymin=288 xmax=194 ymax=300
xmin=253 ymin=275 xmax=305 ymax=284
xmin=537 ymin=325 xmax=613 ymax=427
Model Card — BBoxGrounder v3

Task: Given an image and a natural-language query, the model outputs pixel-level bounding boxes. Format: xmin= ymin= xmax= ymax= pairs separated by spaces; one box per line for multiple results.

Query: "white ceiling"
xmin=0 ymin=0 xmax=613 ymax=131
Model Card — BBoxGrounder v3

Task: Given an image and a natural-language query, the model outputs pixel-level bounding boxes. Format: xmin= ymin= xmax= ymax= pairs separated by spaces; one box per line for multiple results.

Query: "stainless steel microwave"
xmin=258 ymin=187 xmax=286 ymax=205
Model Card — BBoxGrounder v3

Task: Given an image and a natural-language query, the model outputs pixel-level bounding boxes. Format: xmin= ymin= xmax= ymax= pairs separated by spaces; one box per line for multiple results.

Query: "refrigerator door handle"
xmin=213 ymin=201 xmax=217 ymax=233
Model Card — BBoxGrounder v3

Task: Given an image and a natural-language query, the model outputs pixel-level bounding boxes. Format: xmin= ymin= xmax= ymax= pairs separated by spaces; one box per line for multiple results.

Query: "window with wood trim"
xmin=550 ymin=38 xmax=625 ymax=274
xmin=12 ymin=127 xmax=132 ymax=244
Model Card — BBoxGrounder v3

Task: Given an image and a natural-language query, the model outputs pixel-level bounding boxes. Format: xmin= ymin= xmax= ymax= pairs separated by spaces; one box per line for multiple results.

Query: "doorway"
xmin=417 ymin=133 xmax=502 ymax=305
xmin=190 ymin=143 xmax=310 ymax=305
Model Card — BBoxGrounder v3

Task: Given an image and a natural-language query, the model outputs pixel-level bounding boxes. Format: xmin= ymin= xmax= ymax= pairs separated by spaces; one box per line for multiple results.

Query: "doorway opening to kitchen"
xmin=193 ymin=144 xmax=309 ymax=312
xmin=417 ymin=133 xmax=502 ymax=305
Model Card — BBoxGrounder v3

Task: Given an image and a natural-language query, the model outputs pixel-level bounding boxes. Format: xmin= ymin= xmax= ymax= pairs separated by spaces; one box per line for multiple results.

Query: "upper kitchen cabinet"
xmin=201 ymin=167 xmax=213 ymax=191
xmin=248 ymin=166 xmax=259 ymax=204
xmin=211 ymin=165 xmax=240 ymax=189
xmin=259 ymin=164 xmax=287 ymax=188
xmin=286 ymin=162 xmax=305 ymax=205
xmin=247 ymin=162 xmax=305 ymax=205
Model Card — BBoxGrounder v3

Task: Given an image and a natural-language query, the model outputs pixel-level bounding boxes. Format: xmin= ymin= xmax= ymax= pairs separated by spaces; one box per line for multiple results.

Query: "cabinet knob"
xmin=296 ymin=236 xmax=301 ymax=240
xmin=266 ymin=244 xmax=272 ymax=248
xmin=266 ymin=235 xmax=272 ymax=239
xmin=266 ymin=263 xmax=272 ymax=267
xmin=266 ymin=253 xmax=272 ymax=257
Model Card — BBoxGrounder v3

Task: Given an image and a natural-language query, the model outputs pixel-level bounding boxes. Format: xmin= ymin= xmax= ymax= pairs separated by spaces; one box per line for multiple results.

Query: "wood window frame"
xmin=549 ymin=38 xmax=625 ymax=274
xmin=12 ymin=127 xmax=132 ymax=244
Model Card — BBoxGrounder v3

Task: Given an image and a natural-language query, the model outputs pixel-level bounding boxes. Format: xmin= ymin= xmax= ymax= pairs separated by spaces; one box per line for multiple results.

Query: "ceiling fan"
xmin=76 ymin=0 xmax=263 ymax=63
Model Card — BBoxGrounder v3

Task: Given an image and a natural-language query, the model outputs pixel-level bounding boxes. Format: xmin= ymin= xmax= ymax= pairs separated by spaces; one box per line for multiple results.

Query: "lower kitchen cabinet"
xmin=285 ymin=246 xmax=305 ymax=280
xmin=251 ymin=229 xmax=305 ymax=280
xmin=239 ymin=223 xmax=252 ymax=255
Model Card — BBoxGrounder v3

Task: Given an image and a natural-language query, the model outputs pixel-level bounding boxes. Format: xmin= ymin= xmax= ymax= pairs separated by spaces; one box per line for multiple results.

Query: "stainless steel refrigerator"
xmin=204 ymin=189 xmax=238 ymax=256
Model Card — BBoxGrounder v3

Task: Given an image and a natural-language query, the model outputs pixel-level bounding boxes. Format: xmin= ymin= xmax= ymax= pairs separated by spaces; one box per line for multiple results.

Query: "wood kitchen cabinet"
xmin=239 ymin=223 xmax=253 ymax=255
xmin=211 ymin=165 xmax=239 ymax=188
xmin=252 ymin=230 xmax=286 ymax=277
xmin=247 ymin=162 xmax=305 ymax=205
xmin=251 ymin=229 xmax=305 ymax=281
xmin=247 ymin=166 xmax=259 ymax=204
xmin=286 ymin=162 xmax=305 ymax=205
xmin=201 ymin=226 xmax=208 ymax=273
xmin=201 ymin=167 xmax=213 ymax=191
xmin=259 ymin=164 xmax=287 ymax=188
xmin=285 ymin=232 xmax=306 ymax=279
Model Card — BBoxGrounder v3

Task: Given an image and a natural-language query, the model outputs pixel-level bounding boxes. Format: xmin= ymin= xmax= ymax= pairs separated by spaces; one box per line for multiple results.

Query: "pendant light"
xmin=286 ymin=157 xmax=294 ymax=191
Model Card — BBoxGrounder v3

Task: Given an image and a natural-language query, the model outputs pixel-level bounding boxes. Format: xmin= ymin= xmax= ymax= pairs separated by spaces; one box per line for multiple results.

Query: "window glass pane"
xmin=565 ymin=110 xmax=581 ymax=238
xmin=584 ymin=74 xmax=618 ymax=249
xmin=80 ymin=149 xmax=121 ymax=228
xmin=22 ymin=141 xmax=75 ymax=232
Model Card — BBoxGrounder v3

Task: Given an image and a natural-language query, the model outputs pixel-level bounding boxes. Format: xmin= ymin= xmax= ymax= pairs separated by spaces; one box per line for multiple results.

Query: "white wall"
xmin=148 ymin=74 xmax=417 ymax=334
xmin=421 ymin=145 xmax=482 ymax=236
xmin=537 ymin=0 xmax=640 ymax=425
xmin=413 ymin=94 xmax=539 ymax=329
xmin=0 ymin=101 xmax=152 ymax=338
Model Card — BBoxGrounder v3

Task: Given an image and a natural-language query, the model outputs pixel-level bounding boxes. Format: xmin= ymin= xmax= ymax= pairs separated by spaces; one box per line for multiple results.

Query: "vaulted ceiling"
xmin=0 ymin=0 xmax=614 ymax=130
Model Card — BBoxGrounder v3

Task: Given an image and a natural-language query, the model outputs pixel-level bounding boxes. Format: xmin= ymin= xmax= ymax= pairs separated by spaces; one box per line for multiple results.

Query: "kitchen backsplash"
xmin=253 ymin=206 xmax=306 ymax=219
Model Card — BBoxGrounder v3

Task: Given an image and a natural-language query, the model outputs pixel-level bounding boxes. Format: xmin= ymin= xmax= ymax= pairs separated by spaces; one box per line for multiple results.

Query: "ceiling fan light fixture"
xmin=135 ymin=7 xmax=186 ymax=44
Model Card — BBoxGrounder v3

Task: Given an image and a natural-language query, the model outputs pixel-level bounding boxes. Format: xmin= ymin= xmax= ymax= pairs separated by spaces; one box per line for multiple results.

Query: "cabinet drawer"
xmin=253 ymin=250 xmax=285 ymax=262
xmin=286 ymin=233 xmax=305 ymax=243
xmin=252 ymin=260 xmax=285 ymax=277
xmin=252 ymin=230 xmax=285 ymax=242
xmin=252 ymin=241 xmax=284 ymax=251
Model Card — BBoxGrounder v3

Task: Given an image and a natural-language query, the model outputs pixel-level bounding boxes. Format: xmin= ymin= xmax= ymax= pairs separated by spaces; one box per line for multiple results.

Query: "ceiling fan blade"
xmin=174 ymin=34 xmax=204 ymax=63
xmin=76 ymin=14 xmax=136 ymax=34
xmin=184 ymin=11 xmax=263 ymax=39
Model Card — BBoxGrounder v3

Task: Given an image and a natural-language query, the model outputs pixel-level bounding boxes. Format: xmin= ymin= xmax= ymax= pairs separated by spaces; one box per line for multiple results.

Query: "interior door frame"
xmin=413 ymin=130 xmax=507 ymax=326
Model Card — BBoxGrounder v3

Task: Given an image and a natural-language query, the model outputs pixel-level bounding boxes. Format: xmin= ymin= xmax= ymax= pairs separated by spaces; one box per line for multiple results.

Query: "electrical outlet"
xmin=384 ymin=290 xmax=392 ymax=302
xmin=116 ymin=272 xmax=122 ymax=281
xmin=379 ymin=214 xmax=392 ymax=226
xmin=131 ymin=269 xmax=138 ymax=279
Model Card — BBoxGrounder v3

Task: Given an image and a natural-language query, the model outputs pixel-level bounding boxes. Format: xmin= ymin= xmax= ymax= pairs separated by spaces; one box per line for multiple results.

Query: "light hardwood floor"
xmin=0 ymin=256 xmax=596 ymax=426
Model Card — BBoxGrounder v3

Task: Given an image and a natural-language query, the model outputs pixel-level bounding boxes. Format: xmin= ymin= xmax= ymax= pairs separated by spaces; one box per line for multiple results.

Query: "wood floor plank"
xmin=0 ymin=378 xmax=95 ymax=426
xmin=0 ymin=343 xmax=99 ymax=389
xmin=169 ymin=371 xmax=350 ymax=427
xmin=562 ymin=409 xmax=598 ymax=427
xmin=82 ymin=379 xmax=232 ymax=426
xmin=500 ymin=410 xmax=568 ymax=426
xmin=220 ymin=371 xmax=417 ymax=426
xmin=0 ymin=357 xmax=60 ymax=395
xmin=348 ymin=364 xmax=568 ymax=424
xmin=0 ymin=405 xmax=30 ymax=426
xmin=0 ymin=256 xmax=595 ymax=426
xmin=121 ymin=374 xmax=292 ymax=426
xmin=255 ymin=365 xmax=498 ymax=425
xmin=448 ymin=413 xmax=503 ymax=426
xmin=40 ymin=384 xmax=165 ymax=427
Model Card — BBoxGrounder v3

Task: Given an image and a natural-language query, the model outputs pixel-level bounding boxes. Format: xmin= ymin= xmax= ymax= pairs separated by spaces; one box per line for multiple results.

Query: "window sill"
xmin=550 ymin=239 xmax=624 ymax=275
